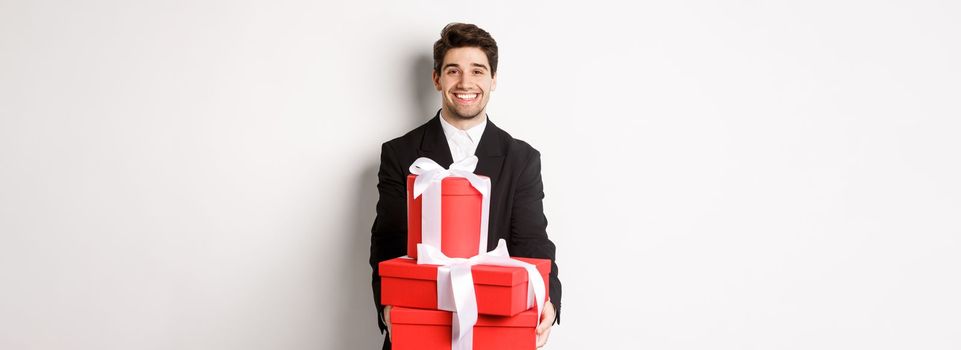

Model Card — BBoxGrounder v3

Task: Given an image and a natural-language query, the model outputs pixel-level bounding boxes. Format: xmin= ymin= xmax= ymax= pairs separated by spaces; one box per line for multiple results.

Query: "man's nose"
xmin=455 ymin=74 xmax=474 ymax=89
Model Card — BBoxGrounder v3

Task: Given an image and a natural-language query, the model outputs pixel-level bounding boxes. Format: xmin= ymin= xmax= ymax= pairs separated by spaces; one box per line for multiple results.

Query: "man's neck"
xmin=440 ymin=108 xmax=487 ymax=130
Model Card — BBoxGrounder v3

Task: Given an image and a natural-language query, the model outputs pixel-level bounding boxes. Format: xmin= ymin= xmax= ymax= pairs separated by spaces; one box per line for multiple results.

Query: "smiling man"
xmin=369 ymin=23 xmax=562 ymax=349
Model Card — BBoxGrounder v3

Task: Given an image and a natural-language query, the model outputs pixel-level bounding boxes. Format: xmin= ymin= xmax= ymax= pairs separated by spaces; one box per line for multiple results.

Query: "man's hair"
xmin=433 ymin=23 xmax=498 ymax=76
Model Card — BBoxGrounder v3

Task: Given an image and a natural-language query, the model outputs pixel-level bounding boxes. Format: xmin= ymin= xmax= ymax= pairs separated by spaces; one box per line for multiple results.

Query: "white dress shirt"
xmin=439 ymin=114 xmax=487 ymax=162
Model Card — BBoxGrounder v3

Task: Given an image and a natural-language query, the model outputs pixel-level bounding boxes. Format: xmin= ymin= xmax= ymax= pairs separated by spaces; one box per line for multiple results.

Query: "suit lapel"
xmin=474 ymin=119 xmax=508 ymax=251
xmin=474 ymin=118 xmax=507 ymax=187
xmin=418 ymin=111 xmax=454 ymax=167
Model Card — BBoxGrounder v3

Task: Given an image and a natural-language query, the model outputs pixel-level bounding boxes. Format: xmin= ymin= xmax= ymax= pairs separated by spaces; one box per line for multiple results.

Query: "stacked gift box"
xmin=379 ymin=157 xmax=551 ymax=350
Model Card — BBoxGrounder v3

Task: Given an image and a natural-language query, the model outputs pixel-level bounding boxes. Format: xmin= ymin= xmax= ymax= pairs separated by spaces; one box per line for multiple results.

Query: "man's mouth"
xmin=452 ymin=92 xmax=480 ymax=104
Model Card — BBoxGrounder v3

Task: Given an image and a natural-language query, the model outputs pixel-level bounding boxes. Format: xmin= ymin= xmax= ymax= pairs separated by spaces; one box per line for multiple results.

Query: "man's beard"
xmin=451 ymin=109 xmax=482 ymax=120
xmin=447 ymin=103 xmax=485 ymax=120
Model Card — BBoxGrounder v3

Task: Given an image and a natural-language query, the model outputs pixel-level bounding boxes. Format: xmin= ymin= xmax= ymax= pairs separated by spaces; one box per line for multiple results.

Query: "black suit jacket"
xmin=369 ymin=112 xmax=562 ymax=337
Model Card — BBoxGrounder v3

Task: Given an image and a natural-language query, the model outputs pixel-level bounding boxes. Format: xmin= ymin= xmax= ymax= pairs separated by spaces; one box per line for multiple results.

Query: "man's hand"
xmin=384 ymin=305 xmax=392 ymax=340
xmin=536 ymin=300 xmax=555 ymax=348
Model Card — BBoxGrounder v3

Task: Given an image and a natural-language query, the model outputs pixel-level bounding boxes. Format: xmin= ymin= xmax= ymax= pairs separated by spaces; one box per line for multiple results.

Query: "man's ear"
xmin=432 ymin=71 xmax=441 ymax=91
xmin=491 ymin=72 xmax=497 ymax=92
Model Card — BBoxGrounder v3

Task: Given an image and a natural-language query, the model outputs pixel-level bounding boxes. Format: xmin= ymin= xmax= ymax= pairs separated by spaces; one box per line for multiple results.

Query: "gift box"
xmin=380 ymin=256 xmax=551 ymax=316
xmin=390 ymin=306 xmax=537 ymax=350
xmin=407 ymin=174 xmax=486 ymax=259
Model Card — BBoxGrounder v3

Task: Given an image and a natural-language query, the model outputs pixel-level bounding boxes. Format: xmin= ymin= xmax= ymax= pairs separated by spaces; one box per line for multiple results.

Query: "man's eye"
xmin=447 ymin=70 xmax=458 ymax=75
xmin=474 ymin=70 xmax=483 ymax=75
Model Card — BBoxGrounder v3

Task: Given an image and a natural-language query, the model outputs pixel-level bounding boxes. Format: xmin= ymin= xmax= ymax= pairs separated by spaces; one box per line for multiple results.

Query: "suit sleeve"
xmin=369 ymin=142 xmax=409 ymax=333
xmin=508 ymin=148 xmax=562 ymax=324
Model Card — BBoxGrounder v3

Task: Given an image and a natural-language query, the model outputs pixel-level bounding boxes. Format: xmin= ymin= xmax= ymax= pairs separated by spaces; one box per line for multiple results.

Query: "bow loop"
xmin=410 ymin=156 xmax=484 ymax=198
xmin=448 ymin=155 xmax=478 ymax=173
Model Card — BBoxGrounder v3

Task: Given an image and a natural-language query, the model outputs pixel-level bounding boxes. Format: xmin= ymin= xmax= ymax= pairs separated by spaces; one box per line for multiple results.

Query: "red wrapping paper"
xmin=407 ymin=174 xmax=484 ymax=259
xmin=380 ymin=256 xmax=551 ymax=317
xmin=390 ymin=306 xmax=538 ymax=350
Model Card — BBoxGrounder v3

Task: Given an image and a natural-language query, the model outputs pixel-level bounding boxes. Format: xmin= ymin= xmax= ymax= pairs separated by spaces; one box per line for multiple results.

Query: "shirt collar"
xmin=439 ymin=112 xmax=487 ymax=144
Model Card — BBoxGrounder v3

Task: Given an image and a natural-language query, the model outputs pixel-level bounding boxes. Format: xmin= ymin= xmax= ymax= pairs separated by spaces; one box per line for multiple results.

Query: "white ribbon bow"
xmin=409 ymin=156 xmax=491 ymax=256
xmin=417 ymin=239 xmax=547 ymax=350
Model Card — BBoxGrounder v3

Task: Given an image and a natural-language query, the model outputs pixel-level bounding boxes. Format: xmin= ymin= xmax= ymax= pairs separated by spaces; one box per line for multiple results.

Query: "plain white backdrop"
xmin=2 ymin=0 xmax=959 ymax=349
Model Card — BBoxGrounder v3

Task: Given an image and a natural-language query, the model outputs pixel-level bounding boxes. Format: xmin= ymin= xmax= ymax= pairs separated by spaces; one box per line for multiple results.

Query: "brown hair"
xmin=433 ymin=23 xmax=499 ymax=76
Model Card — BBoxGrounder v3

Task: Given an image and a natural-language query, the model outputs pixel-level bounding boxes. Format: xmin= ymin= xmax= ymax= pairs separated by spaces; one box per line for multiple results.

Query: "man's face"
xmin=433 ymin=47 xmax=497 ymax=121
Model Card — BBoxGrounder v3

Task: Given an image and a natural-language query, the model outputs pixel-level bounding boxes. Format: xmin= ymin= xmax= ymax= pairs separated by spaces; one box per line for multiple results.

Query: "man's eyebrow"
xmin=443 ymin=63 xmax=490 ymax=71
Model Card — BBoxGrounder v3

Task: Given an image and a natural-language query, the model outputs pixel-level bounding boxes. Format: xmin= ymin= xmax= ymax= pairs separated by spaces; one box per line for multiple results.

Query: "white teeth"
xmin=455 ymin=93 xmax=478 ymax=100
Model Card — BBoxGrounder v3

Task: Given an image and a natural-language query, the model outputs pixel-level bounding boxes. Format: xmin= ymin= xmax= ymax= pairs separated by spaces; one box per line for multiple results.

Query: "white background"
xmin=2 ymin=1 xmax=959 ymax=349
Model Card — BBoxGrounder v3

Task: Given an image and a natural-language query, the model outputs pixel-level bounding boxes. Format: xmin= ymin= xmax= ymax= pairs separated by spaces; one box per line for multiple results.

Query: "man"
xmin=370 ymin=23 xmax=562 ymax=349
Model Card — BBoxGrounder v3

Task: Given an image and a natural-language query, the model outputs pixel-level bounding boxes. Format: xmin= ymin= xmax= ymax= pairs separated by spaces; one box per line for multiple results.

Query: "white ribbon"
xmin=417 ymin=239 xmax=547 ymax=350
xmin=409 ymin=156 xmax=490 ymax=256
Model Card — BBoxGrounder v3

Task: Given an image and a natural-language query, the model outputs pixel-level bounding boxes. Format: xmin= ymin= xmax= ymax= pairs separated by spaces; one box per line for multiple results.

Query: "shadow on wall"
xmin=331 ymin=52 xmax=436 ymax=349
xmin=331 ymin=161 xmax=382 ymax=350
xmin=413 ymin=54 xmax=438 ymax=119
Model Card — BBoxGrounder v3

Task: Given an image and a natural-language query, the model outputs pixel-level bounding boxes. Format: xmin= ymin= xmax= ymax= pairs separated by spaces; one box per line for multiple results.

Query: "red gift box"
xmin=407 ymin=174 xmax=485 ymax=259
xmin=380 ymin=257 xmax=551 ymax=316
xmin=390 ymin=306 xmax=537 ymax=350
